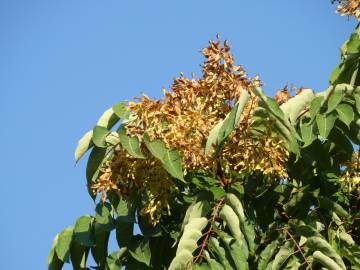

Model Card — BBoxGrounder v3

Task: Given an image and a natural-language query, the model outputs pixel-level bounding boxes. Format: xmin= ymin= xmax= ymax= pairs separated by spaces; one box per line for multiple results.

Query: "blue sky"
xmin=0 ymin=0 xmax=357 ymax=269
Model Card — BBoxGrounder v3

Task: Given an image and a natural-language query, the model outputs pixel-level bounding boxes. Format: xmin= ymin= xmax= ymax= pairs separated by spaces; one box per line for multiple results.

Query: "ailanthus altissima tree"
xmin=48 ymin=2 xmax=360 ymax=270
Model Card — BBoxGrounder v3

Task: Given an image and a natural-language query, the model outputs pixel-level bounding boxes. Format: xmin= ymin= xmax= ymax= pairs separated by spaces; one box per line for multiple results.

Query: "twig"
xmin=295 ymin=108 xmax=309 ymax=122
xmin=285 ymin=229 xmax=312 ymax=269
xmin=193 ymin=198 xmax=225 ymax=263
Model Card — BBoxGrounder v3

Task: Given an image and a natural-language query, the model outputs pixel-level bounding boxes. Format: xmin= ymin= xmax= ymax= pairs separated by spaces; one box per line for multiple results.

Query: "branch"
xmin=285 ymin=229 xmax=312 ymax=269
xmin=193 ymin=198 xmax=225 ymax=263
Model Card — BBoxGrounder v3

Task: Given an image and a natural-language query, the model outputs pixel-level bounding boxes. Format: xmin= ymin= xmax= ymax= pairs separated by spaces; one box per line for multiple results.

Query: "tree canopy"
xmin=48 ymin=2 xmax=360 ymax=270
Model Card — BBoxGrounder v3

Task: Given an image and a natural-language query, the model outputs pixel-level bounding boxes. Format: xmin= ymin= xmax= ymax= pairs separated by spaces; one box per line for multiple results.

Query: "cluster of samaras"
xmin=125 ymin=40 xmax=288 ymax=177
xmin=341 ymin=152 xmax=360 ymax=193
xmin=336 ymin=0 xmax=360 ymax=19
xmin=94 ymin=40 xmax=289 ymax=223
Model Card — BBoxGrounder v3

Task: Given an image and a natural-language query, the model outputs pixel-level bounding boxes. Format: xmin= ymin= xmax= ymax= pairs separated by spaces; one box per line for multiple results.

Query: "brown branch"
xmin=216 ymin=159 xmax=229 ymax=191
xmin=193 ymin=198 xmax=225 ymax=263
xmin=285 ymin=230 xmax=312 ymax=269
xmin=296 ymin=107 xmax=309 ymax=122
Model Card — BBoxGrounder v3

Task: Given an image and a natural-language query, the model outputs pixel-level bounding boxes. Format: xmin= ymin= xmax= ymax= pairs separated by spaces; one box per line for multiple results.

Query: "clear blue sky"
xmin=0 ymin=0 xmax=357 ymax=269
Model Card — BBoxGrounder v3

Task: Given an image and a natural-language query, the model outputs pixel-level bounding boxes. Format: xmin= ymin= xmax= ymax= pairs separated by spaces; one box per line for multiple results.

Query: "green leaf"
xmin=115 ymin=198 xmax=135 ymax=247
xmin=283 ymin=256 xmax=300 ymax=270
xmin=95 ymin=202 xmax=114 ymax=231
xmin=271 ymin=241 xmax=294 ymax=270
xmin=203 ymin=250 xmax=225 ymax=270
xmin=143 ymin=133 xmax=166 ymax=159
xmin=354 ymin=87 xmax=360 ymax=112
xmin=280 ymin=89 xmax=315 ymax=123
xmin=306 ymin=237 xmax=346 ymax=270
xmin=74 ymin=130 xmax=93 ymax=162
xmin=327 ymin=88 xmax=345 ymax=114
xmin=105 ymin=132 xmax=120 ymax=146
xmin=86 ymin=147 xmax=107 ymax=200
xmin=112 ymin=102 xmax=130 ymax=119
xmin=338 ymin=231 xmax=360 ymax=267
xmin=162 ymin=148 xmax=184 ymax=182
xmin=106 ymin=251 xmax=122 ymax=270
xmin=300 ymin=121 xmax=316 ymax=147
xmin=224 ymin=193 xmax=255 ymax=255
xmin=143 ymin=133 xmax=184 ymax=181
xmin=74 ymin=215 xmax=94 ymax=247
xmin=48 ymin=234 xmax=64 ymax=270
xmin=128 ymin=235 xmax=151 ymax=266
xmin=115 ymin=197 xmax=136 ymax=223
xmin=336 ymin=103 xmax=354 ymax=128
xmin=209 ymin=186 xmax=226 ymax=200
xmin=55 ymin=227 xmax=74 ymax=262
xmin=138 ymin=214 xmax=162 ymax=238
xmin=205 ymin=92 xmax=250 ymax=155
xmin=91 ymin=227 xmax=110 ymax=269
xmin=168 ymin=250 xmax=193 ymax=270
xmin=193 ymin=262 xmax=213 ymax=270
xmin=253 ymin=87 xmax=286 ymax=121
xmin=169 ymin=217 xmax=208 ymax=270
xmin=330 ymin=65 xmax=341 ymax=85
xmin=318 ymin=196 xmax=349 ymax=218
xmin=219 ymin=204 xmax=245 ymax=243
xmin=181 ymin=200 xmax=211 ymax=231
xmin=316 ymin=112 xmax=338 ymax=139
xmin=313 ymin=251 xmax=343 ymax=270
xmin=92 ymin=126 xmax=110 ymax=148
xmin=217 ymin=93 xmax=249 ymax=144
xmin=70 ymin=241 xmax=89 ymax=270
xmin=346 ymin=31 xmax=360 ymax=54
xmin=235 ymin=91 xmax=250 ymax=126
xmin=308 ymin=95 xmax=324 ymax=124
xmin=97 ymin=108 xmax=120 ymax=129
xmin=208 ymin=237 xmax=233 ymax=270
xmin=252 ymin=86 xmax=300 ymax=155
xmin=224 ymin=194 xmax=245 ymax=225
xmin=118 ymin=126 xmax=145 ymax=159
xmin=221 ymin=235 xmax=249 ymax=270
xmin=258 ymin=240 xmax=278 ymax=270
xmin=205 ymin=121 xmax=222 ymax=155
xmin=115 ymin=219 xmax=133 ymax=248
xmin=106 ymin=248 xmax=127 ymax=270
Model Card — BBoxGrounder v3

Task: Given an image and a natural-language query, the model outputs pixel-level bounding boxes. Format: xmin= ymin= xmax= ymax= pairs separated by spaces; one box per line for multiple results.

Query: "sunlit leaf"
xmin=118 ymin=126 xmax=145 ymax=159
xmin=336 ymin=103 xmax=354 ymax=128
xmin=92 ymin=126 xmax=110 ymax=148
xmin=74 ymin=215 xmax=94 ymax=247
xmin=316 ymin=112 xmax=338 ymax=139
xmin=55 ymin=227 xmax=73 ymax=262
xmin=75 ymin=130 xmax=93 ymax=162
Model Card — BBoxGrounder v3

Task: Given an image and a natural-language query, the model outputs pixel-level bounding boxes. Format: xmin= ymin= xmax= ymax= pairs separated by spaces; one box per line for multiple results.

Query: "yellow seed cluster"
xmin=336 ymin=0 xmax=360 ymax=19
xmin=93 ymin=39 xmax=289 ymax=223
xmin=341 ymin=152 xmax=360 ymax=193
xmin=92 ymin=148 xmax=173 ymax=222
xmin=126 ymin=40 xmax=287 ymax=175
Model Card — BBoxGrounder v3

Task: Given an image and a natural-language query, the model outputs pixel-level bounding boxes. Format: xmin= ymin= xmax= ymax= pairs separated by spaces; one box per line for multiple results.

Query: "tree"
xmin=48 ymin=4 xmax=360 ymax=270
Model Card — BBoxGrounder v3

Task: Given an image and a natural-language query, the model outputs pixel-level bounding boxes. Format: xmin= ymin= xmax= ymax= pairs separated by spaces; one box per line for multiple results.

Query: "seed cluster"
xmin=336 ymin=0 xmax=360 ymax=19
xmin=341 ymin=152 xmax=360 ymax=194
xmin=93 ymin=39 xmax=289 ymax=223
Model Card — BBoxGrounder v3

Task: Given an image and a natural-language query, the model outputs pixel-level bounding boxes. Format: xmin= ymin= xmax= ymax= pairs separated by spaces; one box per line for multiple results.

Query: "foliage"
xmin=49 ymin=6 xmax=360 ymax=270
